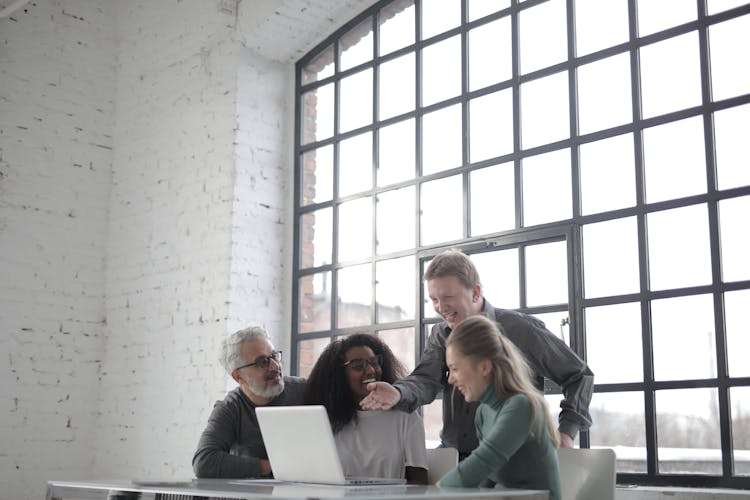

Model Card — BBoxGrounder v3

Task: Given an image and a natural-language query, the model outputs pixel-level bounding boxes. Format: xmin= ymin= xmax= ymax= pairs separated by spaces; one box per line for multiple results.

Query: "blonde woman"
xmin=439 ymin=315 xmax=561 ymax=500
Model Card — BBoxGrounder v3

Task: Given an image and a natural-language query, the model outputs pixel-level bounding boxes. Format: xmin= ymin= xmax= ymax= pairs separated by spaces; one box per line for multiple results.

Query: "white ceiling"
xmin=236 ymin=0 xmax=379 ymax=63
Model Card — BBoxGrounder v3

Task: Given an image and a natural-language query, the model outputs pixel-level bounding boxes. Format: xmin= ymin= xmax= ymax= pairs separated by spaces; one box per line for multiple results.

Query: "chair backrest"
xmin=426 ymin=447 xmax=459 ymax=484
xmin=557 ymin=448 xmax=616 ymax=500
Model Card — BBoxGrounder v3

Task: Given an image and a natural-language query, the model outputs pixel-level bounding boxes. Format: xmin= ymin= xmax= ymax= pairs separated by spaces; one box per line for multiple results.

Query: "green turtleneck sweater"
xmin=439 ymin=385 xmax=561 ymax=500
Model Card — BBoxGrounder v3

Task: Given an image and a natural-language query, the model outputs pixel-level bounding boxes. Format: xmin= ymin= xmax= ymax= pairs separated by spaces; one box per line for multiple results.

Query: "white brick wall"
xmin=0 ymin=1 xmax=115 ymax=499
xmin=94 ymin=0 xmax=241 ymax=480
xmin=0 ymin=0 xmax=377 ymax=499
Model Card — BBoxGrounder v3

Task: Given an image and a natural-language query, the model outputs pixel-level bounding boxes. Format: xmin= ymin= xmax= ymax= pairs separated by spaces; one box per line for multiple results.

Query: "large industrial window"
xmin=291 ymin=0 xmax=750 ymax=488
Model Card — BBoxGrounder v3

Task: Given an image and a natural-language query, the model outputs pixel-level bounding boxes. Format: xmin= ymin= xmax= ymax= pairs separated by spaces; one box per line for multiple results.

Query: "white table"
xmin=46 ymin=478 xmax=549 ymax=500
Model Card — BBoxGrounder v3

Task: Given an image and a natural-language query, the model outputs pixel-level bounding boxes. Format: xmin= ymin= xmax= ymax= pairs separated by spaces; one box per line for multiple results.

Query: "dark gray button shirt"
xmin=393 ymin=300 xmax=594 ymax=454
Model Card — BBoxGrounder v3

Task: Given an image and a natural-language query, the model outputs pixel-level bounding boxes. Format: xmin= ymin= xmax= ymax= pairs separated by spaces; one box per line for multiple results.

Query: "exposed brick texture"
xmin=0 ymin=1 xmax=375 ymax=499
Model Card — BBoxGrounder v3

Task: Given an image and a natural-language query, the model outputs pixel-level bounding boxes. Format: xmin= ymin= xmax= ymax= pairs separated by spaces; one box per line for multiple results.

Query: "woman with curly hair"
xmin=304 ymin=333 xmax=428 ymax=484
xmin=439 ymin=315 xmax=561 ymax=499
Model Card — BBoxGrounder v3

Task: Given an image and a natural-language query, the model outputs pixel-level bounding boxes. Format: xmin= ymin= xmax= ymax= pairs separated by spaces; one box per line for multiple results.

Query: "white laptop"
xmin=255 ymin=405 xmax=406 ymax=486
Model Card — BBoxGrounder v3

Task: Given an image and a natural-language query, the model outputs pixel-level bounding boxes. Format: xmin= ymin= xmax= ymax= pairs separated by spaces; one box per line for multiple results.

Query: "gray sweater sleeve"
xmin=393 ymin=325 xmax=447 ymax=412
xmin=496 ymin=309 xmax=594 ymax=438
xmin=192 ymin=378 xmax=307 ymax=478
xmin=192 ymin=395 xmax=264 ymax=478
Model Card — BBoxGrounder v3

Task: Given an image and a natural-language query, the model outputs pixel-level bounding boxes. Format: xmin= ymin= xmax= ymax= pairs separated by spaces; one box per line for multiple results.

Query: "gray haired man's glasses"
xmin=236 ymin=351 xmax=282 ymax=371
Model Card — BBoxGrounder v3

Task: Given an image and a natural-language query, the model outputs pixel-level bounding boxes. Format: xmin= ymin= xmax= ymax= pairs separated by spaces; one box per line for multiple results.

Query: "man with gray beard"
xmin=192 ymin=326 xmax=306 ymax=478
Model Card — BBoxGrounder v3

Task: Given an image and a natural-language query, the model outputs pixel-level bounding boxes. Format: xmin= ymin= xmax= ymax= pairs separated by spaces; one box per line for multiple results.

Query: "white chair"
xmin=557 ymin=448 xmax=616 ymax=500
xmin=426 ymin=447 xmax=459 ymax=484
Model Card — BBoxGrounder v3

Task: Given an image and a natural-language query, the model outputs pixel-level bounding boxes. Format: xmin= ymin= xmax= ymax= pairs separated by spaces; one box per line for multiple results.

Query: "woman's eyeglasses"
xmin=236 ymin=351 xmax=283 ymax=371
xmin=343 ymin=354 xmax=383 ymax=372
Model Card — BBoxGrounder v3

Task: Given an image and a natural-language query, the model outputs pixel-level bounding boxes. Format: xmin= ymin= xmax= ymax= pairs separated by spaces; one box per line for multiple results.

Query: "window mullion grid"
xmin=511 ymin=1 xmax=522 ymax=232
xmin=331 ymin=38 xmax=342 ymax=336
xmin=626 ymin=0 xmax=661 ymax=478
xmin=291 ymin=63 xmax=305 ymax=374
xmin=697 ymin=0 xmax=734 ymax=478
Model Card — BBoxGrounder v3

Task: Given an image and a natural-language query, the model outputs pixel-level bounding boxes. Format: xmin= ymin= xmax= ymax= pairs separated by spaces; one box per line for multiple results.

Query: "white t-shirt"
xmin=334 ymin=410 xmax=427 ymax=479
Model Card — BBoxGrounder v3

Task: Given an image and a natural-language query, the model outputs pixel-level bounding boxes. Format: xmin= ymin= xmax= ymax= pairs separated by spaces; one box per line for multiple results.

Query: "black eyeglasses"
xmin=343 ymin=355 xmax=383 ymax=372
xmin=236 ymin=351 xmax=283 ymax=371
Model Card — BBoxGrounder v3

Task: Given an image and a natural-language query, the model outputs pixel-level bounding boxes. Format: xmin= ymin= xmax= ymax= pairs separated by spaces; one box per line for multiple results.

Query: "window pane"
xmin=707 ymin=0 xmax=749 ymax=15
xmin=640 ymin=32 xmax=702 ymax=119
xmin=469 ymin=17 xmax=512 ymax=91
xmin=340 ymin=17 xmax=373 ymax=71
xmin=422 ymin=0 xmax=461 ymax=39
xmin=378 ymin=327 xmax=416 ymax=372
xmin=422 ymin=104 xmax=463 ymax=175
xmin=656 ymin=388 xmax=721 ymax=475
xmin=582 ymin=216 xmax=640 ymax=298
xmin=298 ymin=272 xmax=331 ymax=333
xmin=643 ymin=116 xmax=707 ymax=203
xmin=422 ymin=35 xmax=462 ymax=106
xmin=376 ymin=186 xmax=415 ymax=255
xmin=421 ymin=175 xmax=463 ymax=246
xmin=472 ymin=249 xmax=520 ymax=310
xmin=577 ymin=52 xmax=632 ymax=135
xmin=422 ymin=274 xmax=440 ymax=321
xmin=423 ymin=399 xmax=443 ymax=444
xmin=301 ymin=144 xmax=333 ymax=206
xmin=337 ymin=263 xmax=372 ymax=328
xmin=589 ymin=392 xmax=647 ymax=473
xmin=376 ymin=256 xmax=415 ymax=322
xmin=339 ymin=132 xmax=373 ymax=197
xmin=579 ymin=133 xmax=636 ymax=215
xmin=731 ymin=386 xmax=750 ymax=476
xmin=302 ymin=44 xmax=334 ymax=84
xmin=379 ymin=0 xmax=415 ymax=56
xmin=522 ymin=148 xmax=572 ymax=226
xmin=720 ymin=196 xmax=750 ymax=283
xmin=469 ymin=162 xmax=515 ymax=236
xmin=302 ymin=83 xmax=334 ymax=144
xmin=378 ymin=118 xmax=415 ymax=186
xmin=534 ymin=311 xmax=569 ymax=344
xmin=714 ymin=103 xmax=750 ymax=190
xmin=339 ymin=69 xmax=373 ymax=133
xmin=300 ymin=207 xmax=332 ymax=268
xmin=726 ymin=289 xmax=750 ymax=378
xmin=586 ymin=302 xmax=644 ymax=383
xmin=526 ymin=240 xmax=568 ymax=307
xmin=521 ymin=71 xmax=570 ymax=149
xmin=519 ymin=0 xmax=567 ymax=75
xmin=380 ymin=52 xmax=415 ymax=120
xmin=469 ymin=89 xmax=514 ymax=162
xmin=297 ymin=336 xmax=331 ymax=377
xmin=647 ymin=204 xmax=712 ymax=291
xmin=338 ymin=197 xmax=372 ymax=262
xmin=652 ymin=294 xmax=716 ymax=381
xmin=469 ymin=0 xmax=510 ymax=22
xmin=574 ymin=0 xmax=629 ymax=57
xmin=709 ymin=13 xmax=750 ymax=102
xmin=636 ymin=0 xmax=696 ymax=37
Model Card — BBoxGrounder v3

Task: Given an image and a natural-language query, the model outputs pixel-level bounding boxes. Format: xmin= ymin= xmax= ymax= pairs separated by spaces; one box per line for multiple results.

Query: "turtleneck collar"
xmin=478 ymin=383 xmax=504 ymax=408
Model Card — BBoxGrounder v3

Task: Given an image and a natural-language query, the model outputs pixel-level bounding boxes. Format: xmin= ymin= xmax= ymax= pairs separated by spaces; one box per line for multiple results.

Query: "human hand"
xmin=259 ymin=459 xmax=272 ymax=477
xmin=559 ymin=432 xmax=575 ymax=449
xmin=358 ymin=381 xmax=401 ymax=410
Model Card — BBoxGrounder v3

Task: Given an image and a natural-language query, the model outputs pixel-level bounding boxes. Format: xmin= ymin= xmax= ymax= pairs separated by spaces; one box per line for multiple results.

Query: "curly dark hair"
xmin=303 ymin=333 xmax=407 ymax=433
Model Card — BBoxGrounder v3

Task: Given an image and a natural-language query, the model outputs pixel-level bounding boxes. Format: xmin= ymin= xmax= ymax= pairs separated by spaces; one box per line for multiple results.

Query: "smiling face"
xmin=446 ymin=344 xmax=491 ymax=403
xmin=343 ymin=345 xmax=383 ymax=402
xmin=427 ymin=275 xmax=483 ymax=330
xmin=233 ymin=338 xmax=284 ymax=405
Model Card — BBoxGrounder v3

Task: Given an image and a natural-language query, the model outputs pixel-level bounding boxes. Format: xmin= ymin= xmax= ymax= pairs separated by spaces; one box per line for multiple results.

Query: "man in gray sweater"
xmin=192 ymin=326 xmax=305 ymax=478
xmin=360 ymin=249 xmax=593 ymax=458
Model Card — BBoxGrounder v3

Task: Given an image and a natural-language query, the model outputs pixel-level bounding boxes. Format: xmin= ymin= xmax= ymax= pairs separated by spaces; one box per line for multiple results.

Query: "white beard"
xmin=246 ymin=375 xmax=285 ymax=400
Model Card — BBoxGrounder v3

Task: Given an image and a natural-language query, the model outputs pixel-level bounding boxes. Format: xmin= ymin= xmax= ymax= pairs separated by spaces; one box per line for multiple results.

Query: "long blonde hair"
xmin=447 ymin=315 xmax=560 ymax=447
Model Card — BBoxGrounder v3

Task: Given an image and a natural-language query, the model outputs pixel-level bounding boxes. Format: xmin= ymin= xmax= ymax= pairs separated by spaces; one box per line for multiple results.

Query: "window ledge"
xmin=617 ymin=486 xmax=749 ymax=499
